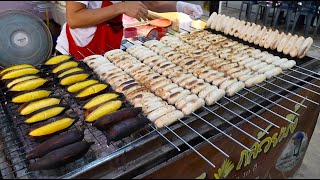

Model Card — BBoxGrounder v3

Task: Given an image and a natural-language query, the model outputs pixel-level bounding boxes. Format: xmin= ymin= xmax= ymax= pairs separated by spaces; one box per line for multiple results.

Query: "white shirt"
xmin=56 ymin=1 xmax=121 ymax=54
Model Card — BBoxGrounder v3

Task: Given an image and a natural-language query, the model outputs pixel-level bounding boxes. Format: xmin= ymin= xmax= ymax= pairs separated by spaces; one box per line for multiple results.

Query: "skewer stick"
xmin=235 ymin=92 xmax=292 ymax=125
xmin=201 ymin=106 xmax=261 ymax=142
xmin=244 ymin=87 xmax=299 ymax=116
xmin=87 ymin=47 xmax=95 ymax=55
xmin=149 ymin=125 xmax=181 ymax=151
xmin=274 ymin=76 xmax=320 ymax=96
xmin=191 ymin=113 xmax=252 ymax=151
xmin=214 ymin=103 xmax=273 ymax=131
xmin=164 ymin=125 xmax=216 ymax=168
xmin=295 ymin=65 xmax=320 ymax=76
xmin=289 ymin=68 xmax=320 ymax=81
xmin=224 ymin=96 xmax=294 ymax=125
xmin=178 ymin=119 xmax=229 ymax=157
xmin=265 ymin=81 xmax=318 ymax=105
xmin=281 ymin=73 xmax=320 ymax=89
xmin=255 ymin=84 xmax=308 ymax=107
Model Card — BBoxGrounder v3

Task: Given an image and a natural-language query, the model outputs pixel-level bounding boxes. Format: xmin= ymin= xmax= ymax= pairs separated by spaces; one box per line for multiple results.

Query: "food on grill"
xmin=283 ymin=35 xmax=299 ymax=55
xmin=280 ymin=60 xmax=296 ymax=70
xmin=28 ymin=140 xmax=93 ymax=171
xmin=244 ymin=74 xmax=267 ymax=88
xmin=226 ymin=81 xmax=244 ymax=97
xmin=147 ymin=105 xmax=176 ymax=121
xmin=277 ymin=33 xmax=292 ymax=53
xmin=105 ymin=117 xmax=148 ymax=143
xmin=83 ymin=93 xmax=119 ymax=110
xmin=206 ymin=12 xmax=312 ymax=58
xmin=11 ymin=89 xmax=53 ymax=104
xmin=28 ymin=116 xmax=75 ymax=137
xmin=18 ymin=97 xmax=61 ymax=115
xmin=24 ymin=105 xmax=68 ymax=124
xmin=67 ymin=79 xmax=99 ymax=93
xmin=52 ymin=60 xmax=79 ymax=74
xmin=264 ymin=67 xmax=283 ymax=79
xmin=6 ymin=75 xmax=39 ymax=88
xmin=298 ymin=37 xmax=313 ymax=58
xmin=57 ymin=67 xmax=84 ymax=78
xmin=206 ymin=12 xmax=217 ymax=28
xmin=9 ymin=78 xmax=49 ymax=92
xmin=289 ymin=36 xmax=305 ymax=58
xmin=45 ymin=55 xmax=72 ymax=65
xmin=26 ymin=129 xmax=84 ymax=159
xmin=84 ymin=100 xmax=122 ymax=122
xmin=59 ymin=71 xmax=90 ymax=86
xmin=0 ymin=64 xmax=34 ymax=77
xmin=75 ymin=83 xmax=108 ymax=100
xmin=93 ymin=107 xmax=142 ymax=130
xmin=154 ymin=110 xmax=184 ymax=128
xmin=1 ymin=67 xmax=40 ymax=80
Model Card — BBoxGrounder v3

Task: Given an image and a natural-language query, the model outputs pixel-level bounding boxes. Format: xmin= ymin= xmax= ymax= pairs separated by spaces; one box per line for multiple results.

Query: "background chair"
xmin=272 ymin=1 xmax=299 ymax=32
xmin=291 ymin=1 xmax=319 ymax=36
xmin=239 ymin=1 xmax=259 ymax=22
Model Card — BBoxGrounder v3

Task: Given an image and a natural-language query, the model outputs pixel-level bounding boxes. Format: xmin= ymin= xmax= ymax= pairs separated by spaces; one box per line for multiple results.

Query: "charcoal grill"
xmin=0 ymin=25 xmax=319 ymax=179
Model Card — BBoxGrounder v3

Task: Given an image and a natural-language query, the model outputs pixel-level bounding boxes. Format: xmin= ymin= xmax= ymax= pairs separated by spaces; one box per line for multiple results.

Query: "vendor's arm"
xmin=142 ymin=1 xmax=204 ymax=19
xmin=66 ymin=1 xmax=148 ymax=29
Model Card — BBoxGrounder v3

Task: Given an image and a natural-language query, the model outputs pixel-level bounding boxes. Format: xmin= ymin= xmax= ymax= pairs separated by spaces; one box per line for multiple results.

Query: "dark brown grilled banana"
xmin=28 ymin=140 xmax=93 ymax=171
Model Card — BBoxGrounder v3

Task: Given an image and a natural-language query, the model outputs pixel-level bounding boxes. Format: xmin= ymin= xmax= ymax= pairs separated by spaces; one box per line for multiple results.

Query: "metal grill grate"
xmin=0 ymin=66 xmax=156 ymax=179
xmin=0 ymin=28 xmax=319 ymax=178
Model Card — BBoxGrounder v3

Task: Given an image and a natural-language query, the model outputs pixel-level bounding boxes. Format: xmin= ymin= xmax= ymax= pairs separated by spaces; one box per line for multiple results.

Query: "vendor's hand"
xmin=176 ymin=1 xmax=203 ymax=20
xmin=121 ymin=1 xmax=149 ymax=21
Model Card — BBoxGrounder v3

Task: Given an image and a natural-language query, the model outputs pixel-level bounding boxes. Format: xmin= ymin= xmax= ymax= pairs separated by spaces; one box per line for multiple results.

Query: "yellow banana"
xmin=57 ymin=67 xmax=83 ymax=78
xmin=45 ymin=55 xmax=72 ymax=65
xmin=1 ymin=68 xmax=40 ymax=80
xmin=67 ymin=79 xmax=99 ymax=93
xmin=60 ymin=73 xmax=90 ymax=86
xmin=0 ymin=64 xmax=34 ymax=76
xmin=83 ymin=93 xmax=119 ymax=110
xmin=10 ymin=78 xmax=48 ymax=92
xmin=85 ymin=100 xmax=122 ymax=122
xmin=29 ymin=117 xmax=74 ymax=137
xmin=52 ymin=61 xmax=78 ymax=74
xmin=6 ymin=75 xmax=39 ymax=88
xmin=19 ymin=97 xmax=61 ymax=115
xmin=12 ymin=89 xmax=52 ymax=103
xmin=76 ymin=83 xmax=108 ymax=98
xmin=25 ymin=105 xmax=67 ymax=124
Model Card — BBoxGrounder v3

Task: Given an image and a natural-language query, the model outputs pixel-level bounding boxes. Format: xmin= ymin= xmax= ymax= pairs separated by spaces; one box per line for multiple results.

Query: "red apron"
xmin=66 ymin=1 xmax=123 ymax=60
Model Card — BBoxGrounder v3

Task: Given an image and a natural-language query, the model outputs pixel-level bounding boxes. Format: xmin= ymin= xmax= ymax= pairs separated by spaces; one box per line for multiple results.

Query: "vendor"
xmin=55 ymin=1 xmax=204 ymax=59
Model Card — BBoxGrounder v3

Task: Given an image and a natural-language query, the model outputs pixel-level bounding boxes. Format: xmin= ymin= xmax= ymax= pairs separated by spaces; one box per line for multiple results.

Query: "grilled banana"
xmin=24 ymin=105 xmax=68 ymax=124
xmin=83 ymin=93 xmax=119 ymax=110
xmin=28 ymin=116 xmax=75 ymax=137
xmin=85 ymin=100 xmax=122 ymax=122
xmin=10 ymin=78 xmax=48 ymax=92
xmin=57 ymin=67 xmax=84 ymax=78
xmin=12 ymin=89 xmax=52 ymax=104
xmin=75 ymin=83 xmax=108 ymax=100
xmin=59 ymin=72 xmax=90 ymax=86
xmin=0 ymin=64 xmax=34 ymax=77
xmin=6 ymin=75 xmax=39 ymax=88
xmin=67 ymin=79 xmax=99 ymax=93
xmin=93 ymin=107 xmax=142 ymax=131
xmin=26 ymin=129 xmax=84 ymax=159
xmin=52 ymin=61 xmax=78 ymax=74
xmin=18 ymin=97 xmax=61 ymax=115
xmin=1 ymin=67 xmax=40 ymax=80
xmin=28 ymin=140 xmax=93 ymax=171
xmin=45 ymin=55 xmax=72 ymax=65
xmin=105 ymin=117 xmax=148 ymax=143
